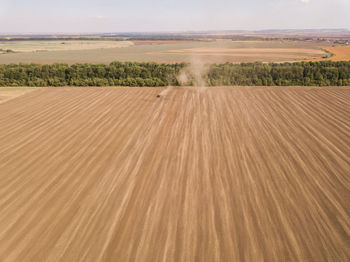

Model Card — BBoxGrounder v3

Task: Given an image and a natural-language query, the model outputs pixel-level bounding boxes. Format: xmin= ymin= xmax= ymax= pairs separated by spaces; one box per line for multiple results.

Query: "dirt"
xmin=0 ymin=88 xmax=37 ymax=104
xmin=132 ymin=40 xmax=194 ymax=46
xmin=0 ymin=41 xmax=134 ymax=53
xmin=152 ymin=47 xmax=325 ymax=60
xmin=322 ymin=45 xmax=350 ymax=61
xmin=0 ymin=40 xmax=329 ymax=64
xmin=0 ymin=86 xmax=349 ymax=262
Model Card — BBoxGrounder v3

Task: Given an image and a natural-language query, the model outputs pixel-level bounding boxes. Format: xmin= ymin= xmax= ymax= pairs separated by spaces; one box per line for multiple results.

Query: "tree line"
xmin=0 ymin=62 xmax=184 ymax=87
xmin=206 ymin=61 xmax=350 ymax=86
xmin=0 ymin=61 xmax=349 ymax=87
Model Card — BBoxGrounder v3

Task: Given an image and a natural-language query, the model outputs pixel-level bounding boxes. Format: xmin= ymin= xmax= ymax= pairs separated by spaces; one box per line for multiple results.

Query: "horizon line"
xmin=0 ymin=28 xmax=350 ymax=35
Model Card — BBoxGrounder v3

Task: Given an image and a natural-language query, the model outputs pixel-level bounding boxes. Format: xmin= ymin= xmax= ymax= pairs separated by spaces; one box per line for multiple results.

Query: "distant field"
xmin=322 ymin=45 xmax=350 ymax=61
xmin=155 ymin=47 xmax=325 ymax=61
xmin=0 ymin=40 xmax=330 ymax=64
xmin=0 ymin=86 xmax=349 ymax=261
xmin=0 ymin=40 xmax=134 ymax=53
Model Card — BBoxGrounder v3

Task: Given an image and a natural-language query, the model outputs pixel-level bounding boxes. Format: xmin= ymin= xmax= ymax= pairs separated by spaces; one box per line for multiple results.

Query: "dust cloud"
xmin=177 ymin=57 xmax=210 ymax=92
xmin=158 ymin=86 xmax=173 ymax=97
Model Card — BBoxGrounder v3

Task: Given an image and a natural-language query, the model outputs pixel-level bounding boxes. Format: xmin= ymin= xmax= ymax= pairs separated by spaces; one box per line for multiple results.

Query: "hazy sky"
xmin=0 ymin=0 xmax=349 ymax=33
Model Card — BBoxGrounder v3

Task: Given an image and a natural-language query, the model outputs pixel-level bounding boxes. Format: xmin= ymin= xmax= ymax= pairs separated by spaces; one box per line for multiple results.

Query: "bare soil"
xmin=0 ymin=87 xmax=349 ymax=262
xmin=322 ymin=45 xmax=350 ymax=61
xmin=154 ymin=47 xmax=325 ymax=59
xmin=0 ymin=88 xmax=37 ymax=104
xmin=0 ymin=40 xmax=330 ymax=64
xmin=0 ymin=40 xmax=134 ymax=53
xmin=132 ymin=40 xmax=194 ymax=45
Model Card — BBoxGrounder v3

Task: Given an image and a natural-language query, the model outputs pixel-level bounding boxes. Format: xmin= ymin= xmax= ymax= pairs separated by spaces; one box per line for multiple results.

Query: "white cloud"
xmin=300 ymin=0 xmax=310 ymax=3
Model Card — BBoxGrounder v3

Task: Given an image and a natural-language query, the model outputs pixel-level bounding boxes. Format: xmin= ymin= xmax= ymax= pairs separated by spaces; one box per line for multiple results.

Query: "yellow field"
xmin=0 ymin=87 xmax=349 ymax=261
xmin=323 ymin=45 xmax=350 ymax=61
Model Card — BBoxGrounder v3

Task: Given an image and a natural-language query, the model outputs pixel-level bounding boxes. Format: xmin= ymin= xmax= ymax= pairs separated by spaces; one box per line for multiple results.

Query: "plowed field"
xmin=324 ymin=45 xmax=350 ymax=61
xmin=0 ymin=87 xmax=349 ymax=262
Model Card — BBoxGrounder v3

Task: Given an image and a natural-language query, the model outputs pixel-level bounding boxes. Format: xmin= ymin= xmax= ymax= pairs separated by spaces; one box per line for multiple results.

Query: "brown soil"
xmin=0 ymin=88 xmax=37 ymax=104
xmin=132 ymin=40 xmax=194 ymax=45
xmin=323 ymin=46 xmax=350 ymax=61
xmin=0 ymin=41 xmax=134 ymax=53
xmin=0 ymin=87 xmax=349 ymax=262
xmin=152 ymin=47 xmax=325 ymax=60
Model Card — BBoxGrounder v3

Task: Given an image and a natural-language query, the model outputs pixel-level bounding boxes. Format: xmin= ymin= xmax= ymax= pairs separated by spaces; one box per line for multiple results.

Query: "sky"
xmin=0 ymin=0 xmax=349 ymax=33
